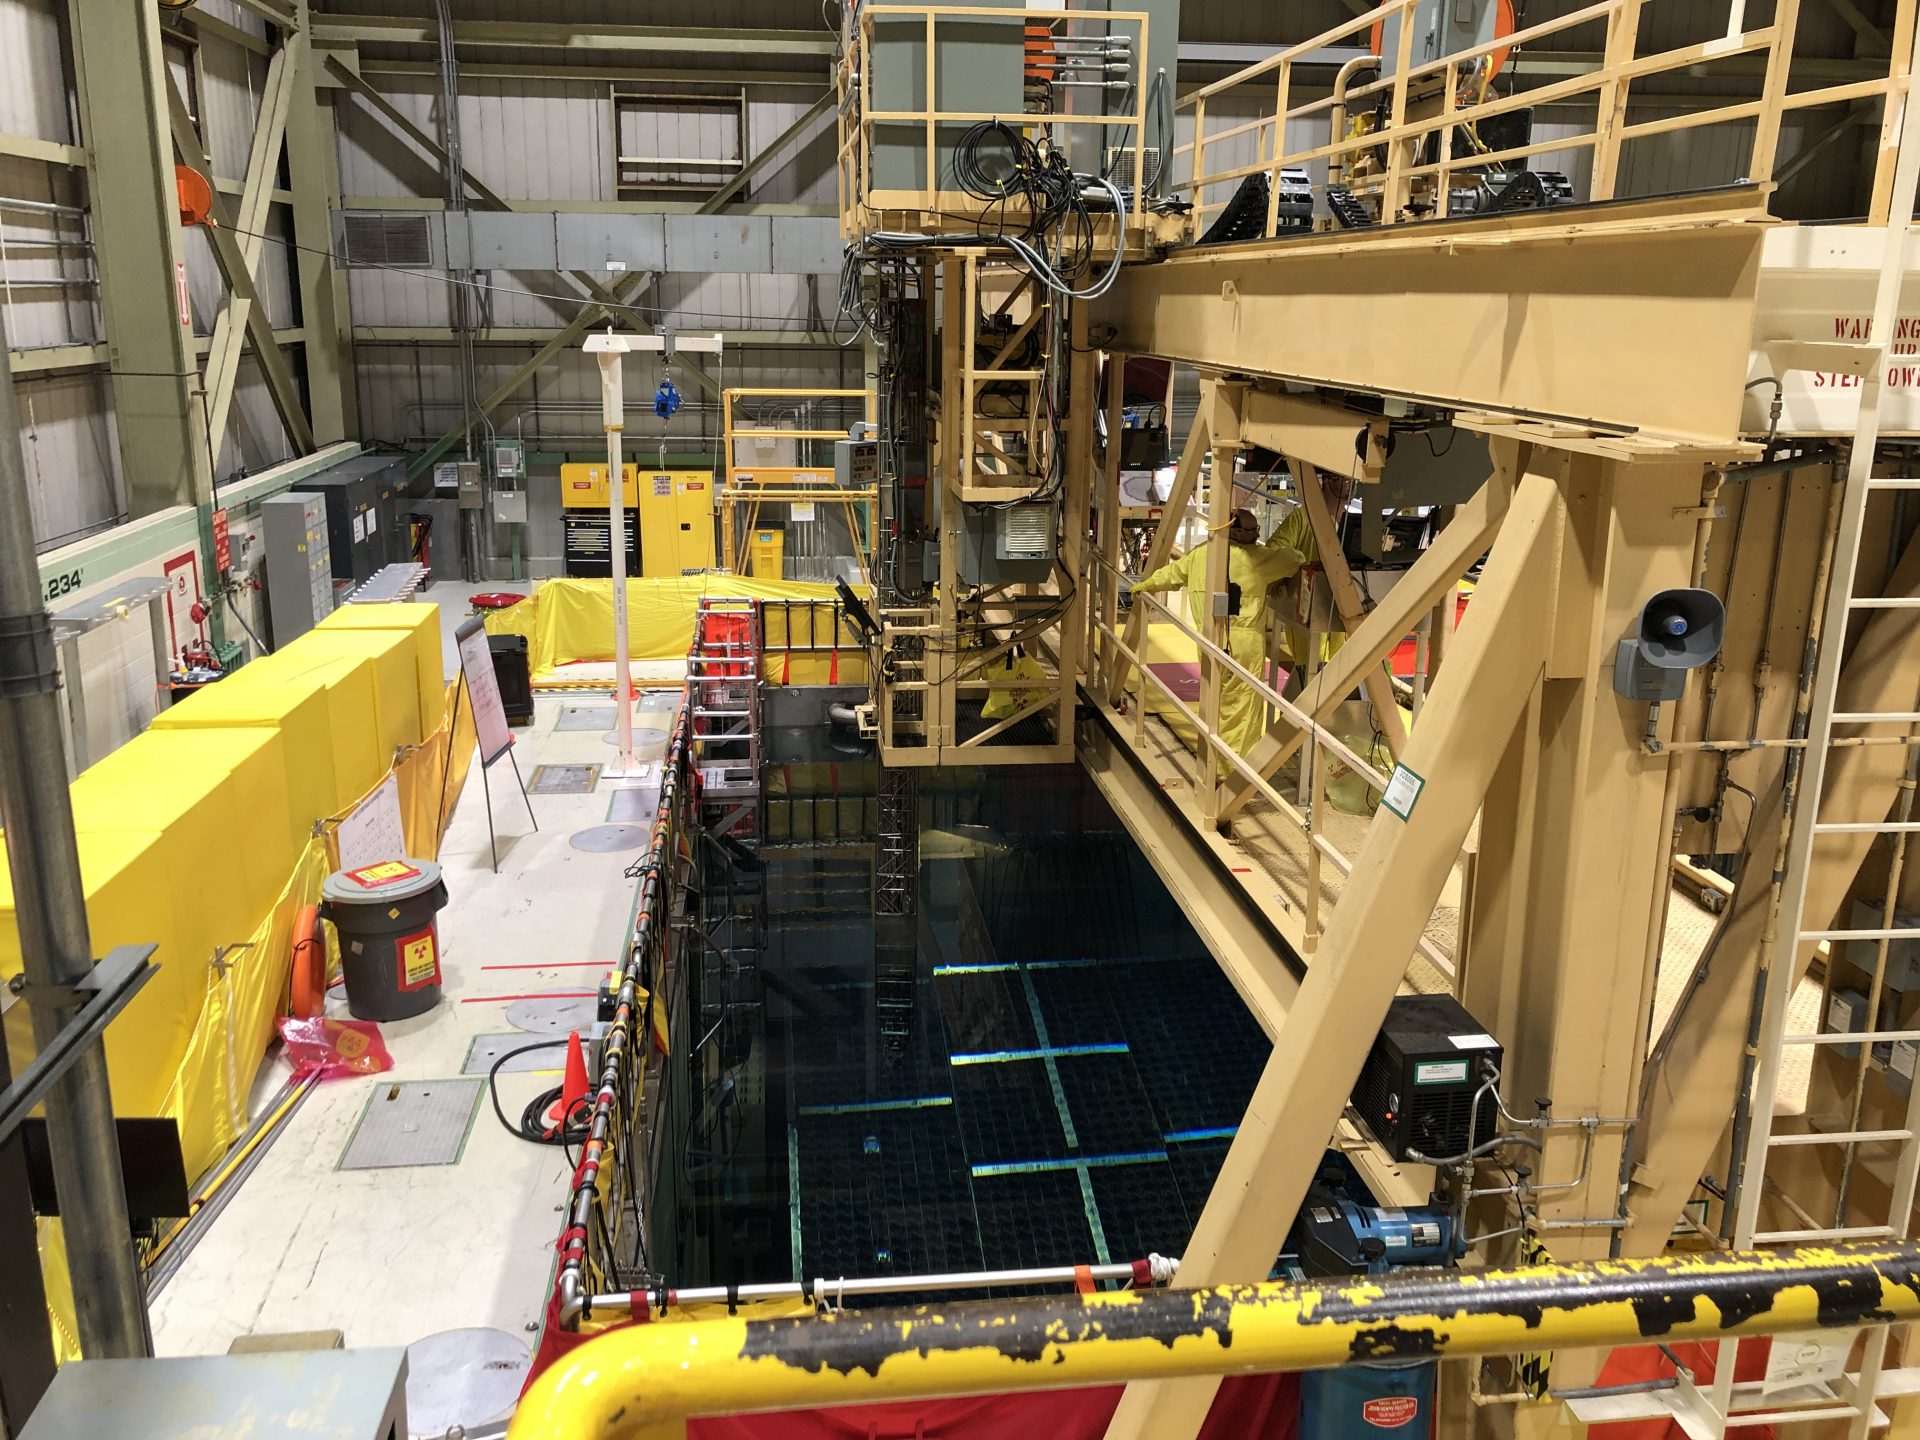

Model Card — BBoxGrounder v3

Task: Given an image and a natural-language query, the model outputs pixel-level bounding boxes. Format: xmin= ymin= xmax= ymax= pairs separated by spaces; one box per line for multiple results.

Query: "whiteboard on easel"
xmin=337 ymin=773 xmax=408 ymax=871
xmin=455 ymin=615 xmax=514 ymax=767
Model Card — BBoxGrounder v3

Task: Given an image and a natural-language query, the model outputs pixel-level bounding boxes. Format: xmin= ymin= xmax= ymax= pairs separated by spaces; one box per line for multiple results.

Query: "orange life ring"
xmin=290 ymin=903 xmax=326 ymax=1019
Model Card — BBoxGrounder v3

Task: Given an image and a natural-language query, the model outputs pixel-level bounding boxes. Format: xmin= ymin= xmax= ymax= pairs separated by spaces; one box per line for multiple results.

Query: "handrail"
xmin=1174 ymin=0 xmax=1918 ymax=234
xmin=511 ymin=1241 xmax=1920 ymax=1439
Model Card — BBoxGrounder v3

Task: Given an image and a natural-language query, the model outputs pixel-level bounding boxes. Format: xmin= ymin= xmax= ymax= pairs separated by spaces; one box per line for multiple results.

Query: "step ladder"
xmin=1701 ymin=68 xmax=1920 ymax=1438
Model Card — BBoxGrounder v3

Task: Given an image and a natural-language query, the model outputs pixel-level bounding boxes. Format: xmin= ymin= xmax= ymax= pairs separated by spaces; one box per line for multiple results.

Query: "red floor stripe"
xmin=459 ymin=991 xmax=597 ymax=1004
xmin=478 ymin=962 xmax=614 ymax=971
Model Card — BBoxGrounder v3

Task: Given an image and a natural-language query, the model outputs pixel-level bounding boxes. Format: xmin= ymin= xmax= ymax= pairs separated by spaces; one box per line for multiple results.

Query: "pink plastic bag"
xmin=275 ymin=1016 xmax=392 ymax=1082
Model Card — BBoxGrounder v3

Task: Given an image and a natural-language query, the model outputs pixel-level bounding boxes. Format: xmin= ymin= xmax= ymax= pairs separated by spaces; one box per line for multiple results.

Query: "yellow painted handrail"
xmin=511 ymin=1242 xmax=1920 ymax=1439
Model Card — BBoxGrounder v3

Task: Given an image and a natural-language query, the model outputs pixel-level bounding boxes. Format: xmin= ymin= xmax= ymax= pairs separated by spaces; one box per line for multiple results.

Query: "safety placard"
xmin=396 ymin=926 xmax=440 ymax=991
xmin=346 ymin=859 xmax=421 ymax=889
xmin=1380 ymin=763 xmax=1425 ymax=821
xmin=1361 ymin=1395 xmax=1419 ymax=1429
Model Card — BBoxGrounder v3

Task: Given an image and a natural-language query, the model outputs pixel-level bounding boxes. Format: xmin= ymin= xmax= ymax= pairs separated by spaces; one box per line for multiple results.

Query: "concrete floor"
xmin=150 ymin=587 xmax=673 ymax=1369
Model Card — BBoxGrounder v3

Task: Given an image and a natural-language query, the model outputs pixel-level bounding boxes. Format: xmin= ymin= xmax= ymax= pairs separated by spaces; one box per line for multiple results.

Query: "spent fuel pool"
xmin=657 ymin=741 xmax=1273 ymax=1292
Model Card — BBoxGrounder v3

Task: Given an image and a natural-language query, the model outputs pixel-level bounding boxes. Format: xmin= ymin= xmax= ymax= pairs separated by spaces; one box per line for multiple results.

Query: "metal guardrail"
xmin=1177 ymin=0 xmax=1918 ymax=235
xmin=512 ymin=1241 xmax=1920 ymax=1438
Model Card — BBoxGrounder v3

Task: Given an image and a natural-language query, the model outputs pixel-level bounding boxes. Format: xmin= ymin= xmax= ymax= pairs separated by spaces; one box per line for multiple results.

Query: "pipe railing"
xmin=551 ymin=693 xmax=694 ymax=1328
xmin=1175 ymin=0 xmax=1919 ymax=236
xmin=1085 ymin=547 xmax=1458 ymax=978
xmin=512 ymin=1241 xmax=1920 ymax=1439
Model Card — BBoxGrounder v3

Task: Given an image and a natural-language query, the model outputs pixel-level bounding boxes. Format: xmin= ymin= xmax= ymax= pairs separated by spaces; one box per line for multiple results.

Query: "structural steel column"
xmin=1104 ymin=467 xmax=1565 ymax=1440
xmin=286 ymin=3 xmax=357 ymax=441
xmin=69 ymin=0 xmax=208 ymax=516
xmin=0 ymin=309 xmax=151 ymax=1359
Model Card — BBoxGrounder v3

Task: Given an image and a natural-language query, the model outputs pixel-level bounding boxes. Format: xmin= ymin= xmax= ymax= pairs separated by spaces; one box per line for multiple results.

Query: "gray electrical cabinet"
xmin=261 ymin=492 xmax=335 ymax=646
xmin=871 ymin=0 xmax=1025 ymax=193
xmin=1378 ymin=0 xmax=1501 ymax=82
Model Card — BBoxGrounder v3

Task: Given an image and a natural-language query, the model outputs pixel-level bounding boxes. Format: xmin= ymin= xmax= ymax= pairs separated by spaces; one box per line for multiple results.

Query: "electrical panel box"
xmin=1844 ymin=898 xmax=1920 ymax=991
xmin=1377 ymin=0 xmax=1502 ymax=83
xmin=492 ymin=438 xmax=525 ymax=481
xmin=260 ymin=492 xmax=335 ymax=646
xmin=293 ymin=455 xmax=405 ymax=583
xmin=455 ymin=461 xmax=483 ymax=512
xmin=560 ymin=462 xmax=640 ymax=509
xmin=835 ymin=438 xmax=879 ymax=489
xmin=1351 ymin=994 xmax=1502 ymax=1162
xmin=638 ymin=470 xmax=716 ymax=577
xmin=1826 ymin=987 xmax=1870 ymax=1060
xmin=954 ymin=503 xmax=1055 ymax=585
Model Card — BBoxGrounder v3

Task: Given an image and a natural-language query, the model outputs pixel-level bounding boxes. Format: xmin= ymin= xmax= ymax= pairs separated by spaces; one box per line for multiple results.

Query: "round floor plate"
xmin=404 ymin=1327 xmax=529 ymax=1439
xmin=505 ymin=994 xmax=599 ymax=1034
xmin=603 ymin=728 xmax=668 ymax=745
xmin=569 ymin=824 xmax=649 ymax=853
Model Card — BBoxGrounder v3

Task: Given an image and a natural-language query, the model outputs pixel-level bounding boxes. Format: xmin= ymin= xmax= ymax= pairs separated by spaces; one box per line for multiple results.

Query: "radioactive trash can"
xmin=319 ymin=859 xmax=450 ymax=1021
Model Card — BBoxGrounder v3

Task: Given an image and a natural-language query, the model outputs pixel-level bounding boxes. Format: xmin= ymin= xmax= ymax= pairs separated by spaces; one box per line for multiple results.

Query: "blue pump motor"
xmin=654 ymin=376 xmax=681 ymax=420
xmin=1300 ymin=1360 xmax=1434 ymax=1438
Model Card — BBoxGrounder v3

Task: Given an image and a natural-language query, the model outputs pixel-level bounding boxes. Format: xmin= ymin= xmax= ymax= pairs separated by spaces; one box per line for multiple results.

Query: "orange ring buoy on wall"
xmin=174 ymin=165 xmax=213 ymax=227
xmin=290 ymin=903 xmax=326 ymax=1019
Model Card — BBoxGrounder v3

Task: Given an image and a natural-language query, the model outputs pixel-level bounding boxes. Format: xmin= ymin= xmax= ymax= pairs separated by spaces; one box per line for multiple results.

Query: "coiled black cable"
xmin=488 ymin=1037 xmax=593 ymax=1147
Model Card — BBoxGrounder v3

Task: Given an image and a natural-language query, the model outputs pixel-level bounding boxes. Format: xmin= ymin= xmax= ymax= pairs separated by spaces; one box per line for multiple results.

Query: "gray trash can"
xmin=319 ymin=858 xmax=449 ymax=1021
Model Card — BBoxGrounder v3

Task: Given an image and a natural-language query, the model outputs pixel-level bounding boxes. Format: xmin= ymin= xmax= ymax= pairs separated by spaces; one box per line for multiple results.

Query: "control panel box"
xmin=260 ymin=492 xmax=335 ymax=646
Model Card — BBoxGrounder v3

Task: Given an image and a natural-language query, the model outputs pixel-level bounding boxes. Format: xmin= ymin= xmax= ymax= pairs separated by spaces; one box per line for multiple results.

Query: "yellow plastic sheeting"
xmin=288 ymin=630 xmax=423 ymax=762
xmin=317 ymin=601 xmax=448 ymax=733
xmin=149 ymin=678 xmax=338 ymax=845
xmin=483 ymin=576 xmax=860 ymax=678
xmin=228 ymin=649 xmax=384 ymax=805
xmin=0 ymin=828 xmax=195 ymax=1124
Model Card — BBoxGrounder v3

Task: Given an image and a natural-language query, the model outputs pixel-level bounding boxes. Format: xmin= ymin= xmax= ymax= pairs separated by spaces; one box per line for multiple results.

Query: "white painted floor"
xmin=150 ymin=587 xmax=674 ymax=1367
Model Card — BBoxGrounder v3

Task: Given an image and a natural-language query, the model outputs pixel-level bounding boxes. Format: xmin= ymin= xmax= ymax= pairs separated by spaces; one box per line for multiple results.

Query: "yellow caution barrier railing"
xmin=511 ymin=1242 xmax=1920 ymax=1439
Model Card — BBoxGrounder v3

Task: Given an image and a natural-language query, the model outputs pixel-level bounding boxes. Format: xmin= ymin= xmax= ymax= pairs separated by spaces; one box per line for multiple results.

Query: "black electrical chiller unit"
xmin=1350 ymin=995 xmax=1503 ymax=1162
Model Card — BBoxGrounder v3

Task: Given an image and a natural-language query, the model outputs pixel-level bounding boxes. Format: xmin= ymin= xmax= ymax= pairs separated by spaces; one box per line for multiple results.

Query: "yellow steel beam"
xmin=1106 ymin=410 xmax=1209 ymax=704
xmin=1093 ymin=193 xmax=1767 ymax=446
xmin=511 ymin=1242 xmax=1920 ymax=1439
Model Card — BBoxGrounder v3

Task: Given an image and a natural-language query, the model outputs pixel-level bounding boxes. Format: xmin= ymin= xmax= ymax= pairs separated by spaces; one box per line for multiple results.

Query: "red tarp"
xmin=689 ymin=1374 xmax=1299 ymax=1440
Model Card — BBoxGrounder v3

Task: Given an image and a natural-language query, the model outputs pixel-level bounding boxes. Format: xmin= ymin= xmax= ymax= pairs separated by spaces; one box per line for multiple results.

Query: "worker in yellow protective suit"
xmin=1132 ymin=507 xmax=1304 ymax=769
xmin=1269 ymin=469 xmax=1355 ymax=670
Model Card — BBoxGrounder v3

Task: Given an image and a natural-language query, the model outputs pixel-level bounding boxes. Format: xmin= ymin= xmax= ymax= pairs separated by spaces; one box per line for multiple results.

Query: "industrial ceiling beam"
xmin=351 ymin=326 xmax=830 ymax=347
xmin=226 ymin=0 xmax=296 ymax=30
xmin=312 ymin=15 xmax=835 ymax=56
xmin=698 ymin=90 xmax=833 ymax=214
xmin=165 ymin=69 xmax=316 ymax=455
xmin=68 ymin=0 xmax=209 ymax=516
xmin=404 ymin=266 xmax=655 ymax=481
xmin=286 ymin=0 xmax=356 ymax=442
xmin=187 ymin=31 xmax=301 ymax=458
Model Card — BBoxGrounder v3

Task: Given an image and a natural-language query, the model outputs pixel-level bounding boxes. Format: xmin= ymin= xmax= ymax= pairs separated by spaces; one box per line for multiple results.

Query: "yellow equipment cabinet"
xmin=749 ymin=525 xmax=785 ymax=580
xmin=559 ymin=463 xmax=639 ymax=508
xmin=560 ymin=462 xmax=640 ymax=577
xmin=638 ymin=470 xmax=717 ymax=577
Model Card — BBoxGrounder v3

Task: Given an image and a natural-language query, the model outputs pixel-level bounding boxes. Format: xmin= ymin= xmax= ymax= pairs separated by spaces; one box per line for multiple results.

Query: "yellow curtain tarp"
xmin=27 ymin=653 xmax=475 ymax=1361
xmin=483 ymin=575 xmax=862 ymax=678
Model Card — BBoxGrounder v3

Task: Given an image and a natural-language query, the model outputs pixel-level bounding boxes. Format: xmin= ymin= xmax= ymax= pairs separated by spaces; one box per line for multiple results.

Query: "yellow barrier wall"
xmin=317 ymin=602 xmax=448 ymax=733
xmin=483 ymin=575 xmax=860 ymax=678
xmin=149 ymin=679 xmax=338 ymax=846
xmin=227 ymin=650 xmax=385 ymax=804
xmin=288 ymin=630 xmax=421 ymax=763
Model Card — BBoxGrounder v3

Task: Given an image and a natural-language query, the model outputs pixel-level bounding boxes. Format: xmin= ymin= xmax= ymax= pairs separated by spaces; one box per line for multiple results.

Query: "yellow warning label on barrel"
xmin=398 ymin=928 xmax=438 ymax=991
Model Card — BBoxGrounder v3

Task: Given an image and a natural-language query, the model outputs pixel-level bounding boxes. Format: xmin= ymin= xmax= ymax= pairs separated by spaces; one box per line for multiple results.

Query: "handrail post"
xmin=1264 ymin=61 xmax=1292 ymax=237
xmin=1747 ymin=0 xmax=1802 ymax=193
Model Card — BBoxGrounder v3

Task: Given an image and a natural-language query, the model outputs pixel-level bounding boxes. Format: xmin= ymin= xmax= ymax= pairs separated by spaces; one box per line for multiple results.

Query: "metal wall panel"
xmin=15 ymin=372 xmax=124 ymax=551
xmin=554 ymin=213 xmax=667 ymax=272
xmin=665 ymin=215 xmax=773 ymax=272
xmin=0 ymin=0 xmax=70 ymax=140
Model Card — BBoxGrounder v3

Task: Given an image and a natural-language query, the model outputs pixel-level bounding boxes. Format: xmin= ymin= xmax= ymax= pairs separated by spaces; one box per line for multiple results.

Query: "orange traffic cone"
xmin=545 ymin=1030 xmax=590 ymax=1132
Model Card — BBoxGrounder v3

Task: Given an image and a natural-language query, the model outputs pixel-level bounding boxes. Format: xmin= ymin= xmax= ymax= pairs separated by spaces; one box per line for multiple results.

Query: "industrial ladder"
xmin=1701 ymin=79 xmax=1920 ymax=1436
xmin=689 ymin=598 xmax=763 ymax=841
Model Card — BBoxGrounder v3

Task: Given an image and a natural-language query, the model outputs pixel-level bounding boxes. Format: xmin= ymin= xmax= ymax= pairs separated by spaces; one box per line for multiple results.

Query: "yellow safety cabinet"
xmin=232 ymin=648 xmax=385 ymax=806
xmin=560 ymin=462 xmax=639 ymax=577
xmin=637 ymin=470 xmax=716 ymax=577
xmin=150 ymin=675 xmax=338 ymax=845
xmin=317 ymin=601 xmax=448 ymax=733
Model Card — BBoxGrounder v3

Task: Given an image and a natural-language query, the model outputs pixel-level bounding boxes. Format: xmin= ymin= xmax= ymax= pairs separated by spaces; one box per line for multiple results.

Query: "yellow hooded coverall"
xmin=1134 ymin=526 xmax=1305 ymax=765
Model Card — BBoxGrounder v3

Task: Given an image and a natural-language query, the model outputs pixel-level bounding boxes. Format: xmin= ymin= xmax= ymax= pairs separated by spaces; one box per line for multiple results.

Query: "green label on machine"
xmin=1414 ymin=1059 xmax=1468 ymax=1086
